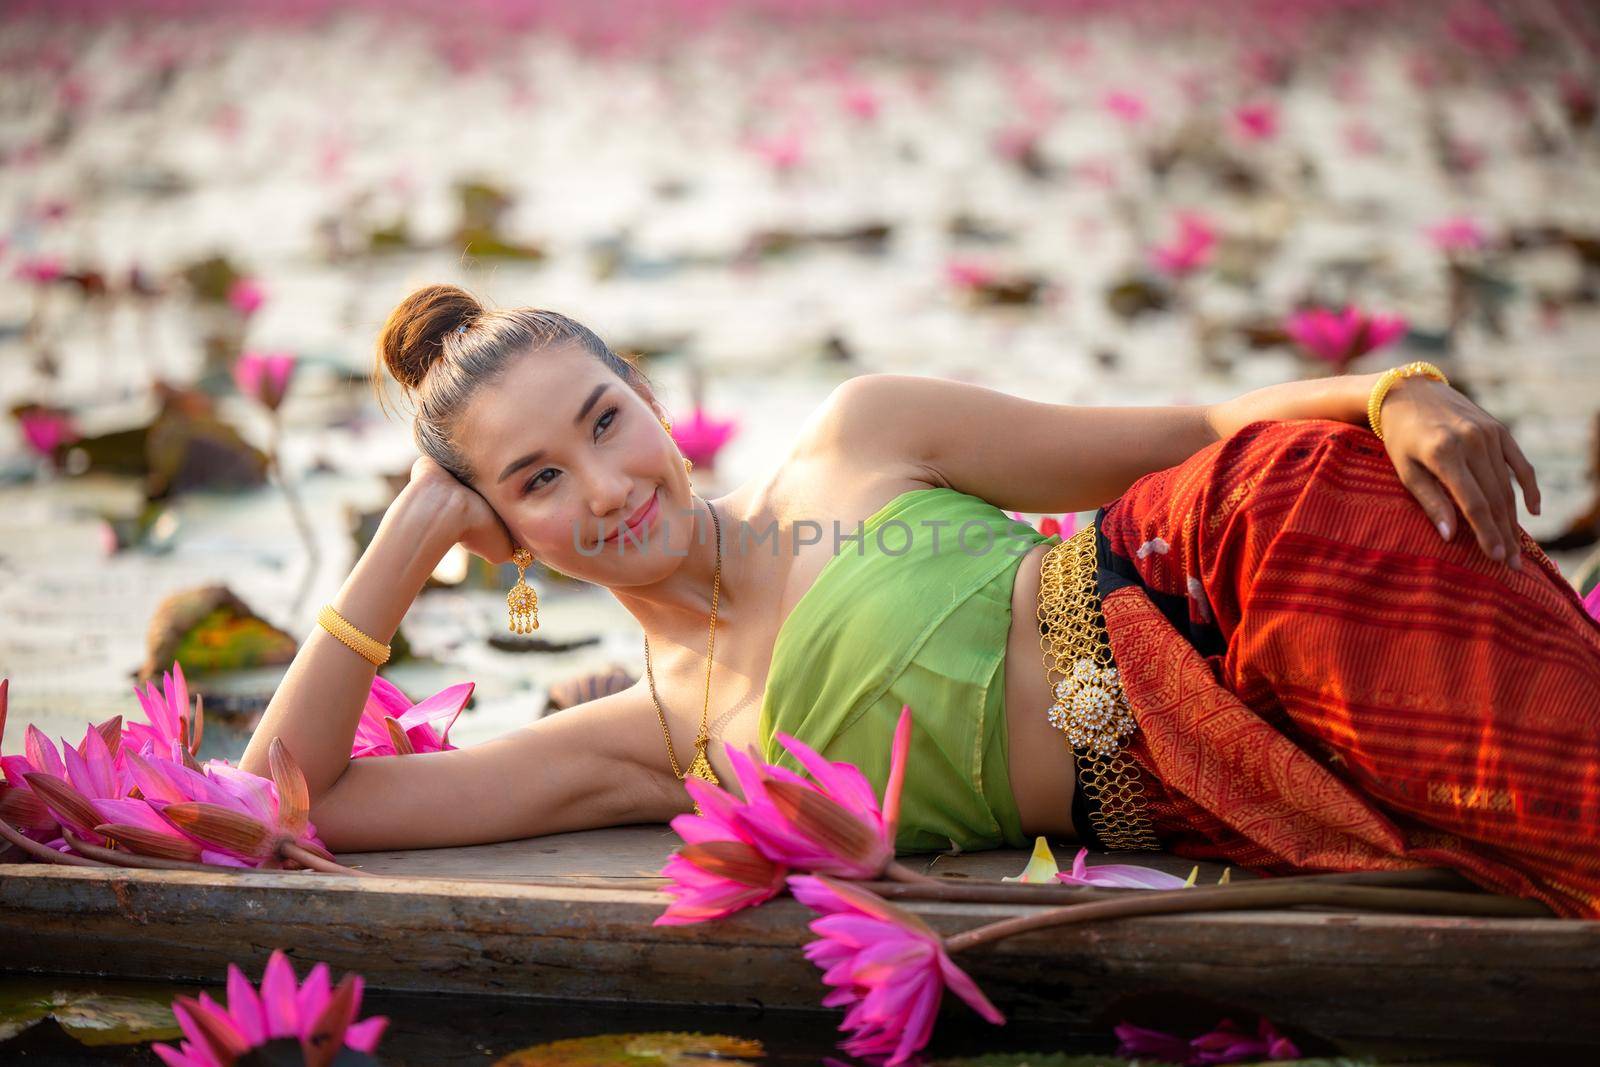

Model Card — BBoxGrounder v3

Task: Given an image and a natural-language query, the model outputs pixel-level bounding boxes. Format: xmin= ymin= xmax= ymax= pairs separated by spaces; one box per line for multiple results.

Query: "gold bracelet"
xmin=1368 ymin=361 xmax=1449 ymax=442
xmin=317 ymin=604 xmax=391 ymax=666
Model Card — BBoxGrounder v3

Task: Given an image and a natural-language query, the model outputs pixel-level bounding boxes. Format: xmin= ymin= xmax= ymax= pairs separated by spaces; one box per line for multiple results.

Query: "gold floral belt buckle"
xmin=1037 ymin=524 xmax=1161 ymax=852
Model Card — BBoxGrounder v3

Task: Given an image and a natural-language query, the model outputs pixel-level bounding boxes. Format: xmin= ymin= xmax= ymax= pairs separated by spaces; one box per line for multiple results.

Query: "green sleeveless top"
xmin=757 ymin=487 xmax=1059 ymax=853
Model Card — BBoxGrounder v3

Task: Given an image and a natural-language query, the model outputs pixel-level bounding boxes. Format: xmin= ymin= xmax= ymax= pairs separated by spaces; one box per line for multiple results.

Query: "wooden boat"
xmin=3 ymin=828 xmax=1598 ymax=1052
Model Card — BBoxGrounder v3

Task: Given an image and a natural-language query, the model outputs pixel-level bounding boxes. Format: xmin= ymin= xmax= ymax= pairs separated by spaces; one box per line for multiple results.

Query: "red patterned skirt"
xmin=1093 ymin=418 xmax=1600 ymax=918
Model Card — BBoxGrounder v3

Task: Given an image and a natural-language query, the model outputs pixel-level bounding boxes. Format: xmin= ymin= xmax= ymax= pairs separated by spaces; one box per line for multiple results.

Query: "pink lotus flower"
xmin=1231 ymin=102 xmax=1279 ymax=142
xmin=127 ymin=661 xmax=203 ymax=759
xmin=790 ymin=874 xmax=1004 ymax=1066
xmin=226 ymin=277 xmax=265 ymax=317
xmin=153 ymin=949 xmax=387 ymax=1067
xmin=944 ymin=259 xmax=998 ymax=291
xmin=155 ymin=740 xmax=334 ymax=869
xmin=1426 ymin=216 xmax=1486 ymax=255
xmin=736 ymin=704 xmax=911 ymax=879
xmin=1583 ymin=583 xmax=1599 ymax=625
xmin=91 ymin=796 xmax=212 ymax=864
xmin=840 ymin=84 xmax=880 ymax=121
xmin=1006 ymin=511 xmax=1076 ymax=539
xmin=16 ymin=408 xmax=78 ymax=458
xmin=656 ymin=776 xmax=789 ymax=926
xmin=351 ymin=676 xmax=469 ymax=758
xmin=1056 ymin=847 xmax=1194 ymax=889
xmin=1285 ymin=307 xmax=1407 ymax=368
xmin=1103 ymin=90 xmax=1148 ymax=125
xmin=1116 ymin=1016 xmax=1300 ymax=1065
xmin=13 ymin=256 xmax=63 ymax=285
xmin=0 ymin=679 xmax=62 ymax=847
xmin=660 ymin=705 xmax=912 ymax=891
xmin=1151 ymin=212 xmax=1217 ymax=278
xmin=747 ymin=129 xmax=806 ymax=172
xmin=233 ymin=350 xmax=296 ymax=411
xmin=16 ymin=720 xmax=134 ymax=846
xmin=669 ymin=407 xmax=739 ymax=472
xmin=110 ymin=751 xmax=256 ymax=866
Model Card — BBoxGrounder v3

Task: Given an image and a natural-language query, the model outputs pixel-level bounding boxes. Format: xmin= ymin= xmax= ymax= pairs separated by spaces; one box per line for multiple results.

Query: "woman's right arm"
xmin=238 ymin=465 xmax=681 ymax=853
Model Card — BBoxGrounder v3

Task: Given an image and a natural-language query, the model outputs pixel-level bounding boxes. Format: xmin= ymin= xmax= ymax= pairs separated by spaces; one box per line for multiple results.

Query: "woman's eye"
xmin=521 ymin=409 xmax=617 ymax=495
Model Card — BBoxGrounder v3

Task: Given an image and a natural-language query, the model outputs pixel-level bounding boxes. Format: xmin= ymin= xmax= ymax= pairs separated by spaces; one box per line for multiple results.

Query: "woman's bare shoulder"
xmin=727 ymin=378 xmax=936 ymax=521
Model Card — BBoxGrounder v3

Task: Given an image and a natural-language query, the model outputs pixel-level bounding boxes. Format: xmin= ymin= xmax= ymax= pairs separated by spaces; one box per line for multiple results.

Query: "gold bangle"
xmin=317 ymin=604 xmax=391 ymax=666
xmin=1368 ymin=361 xmax=1449 ymax=442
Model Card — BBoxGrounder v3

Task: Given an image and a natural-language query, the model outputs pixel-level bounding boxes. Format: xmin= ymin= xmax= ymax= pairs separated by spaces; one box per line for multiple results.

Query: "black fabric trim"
xmin=1092 ymin=506 xmax=1226 ymax=659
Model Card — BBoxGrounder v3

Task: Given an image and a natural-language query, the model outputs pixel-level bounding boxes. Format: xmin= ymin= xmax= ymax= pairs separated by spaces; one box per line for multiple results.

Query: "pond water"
xmin=0 ymin=974 xmax=1583 ymax=1066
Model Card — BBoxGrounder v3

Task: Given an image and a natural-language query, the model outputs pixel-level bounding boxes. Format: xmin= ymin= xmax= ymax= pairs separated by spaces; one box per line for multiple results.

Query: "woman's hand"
xmin=403 ymin=455 xmax=519 ymax=566
xmin=1377 ymin=376 xmax=1541 ymax=568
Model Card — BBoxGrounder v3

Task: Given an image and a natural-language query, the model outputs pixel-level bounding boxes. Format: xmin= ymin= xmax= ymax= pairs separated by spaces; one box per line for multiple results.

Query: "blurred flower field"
xmin=1 ymin=0 xmax=1597 ymax=748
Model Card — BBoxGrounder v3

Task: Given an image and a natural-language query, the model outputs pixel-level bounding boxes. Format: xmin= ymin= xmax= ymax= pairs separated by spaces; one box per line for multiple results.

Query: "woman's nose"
xmin=585 ymin=469 xmax=631 ymax=518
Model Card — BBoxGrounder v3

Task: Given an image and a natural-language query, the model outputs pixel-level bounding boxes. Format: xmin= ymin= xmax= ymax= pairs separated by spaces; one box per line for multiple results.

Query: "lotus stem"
xmin=882 ymin=860 xmax=944 ymax=886
xmin=0 ymin=816 xmax=112 ymax=867
xmin=267 ymin=410 xmax=320 ymax=623
xmin=943 ymin=882 xmax=1551 ymax=956
xmin=280 ymin=841 xmax=371 ymax=877
xmin=60 ymin=830 xmax=247 ymax=873
xmin=863 ymin=866 xmax=1479 ymax=907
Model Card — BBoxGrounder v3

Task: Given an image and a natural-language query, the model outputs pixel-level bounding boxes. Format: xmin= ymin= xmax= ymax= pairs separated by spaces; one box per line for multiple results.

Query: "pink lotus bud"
xmin=16 ymin=408 xmax=78 ymax=458
xmin=227 ymin=277 xmax=265 ymax=316
xmin=1150 ymin=212 xmax=1217 ymax=278
xmin=232 ymin=350 xmax=296 ymax=411
xmin=1103 ymin=90 xmax=1148 ymax=125
xmin=1425 ymin=216 xmax=1487 ymax=254
xmin=1231 ymin=102 xmax=1279 ymax=142
xmin=1285 ymin=307 xmax=1407 ymax=368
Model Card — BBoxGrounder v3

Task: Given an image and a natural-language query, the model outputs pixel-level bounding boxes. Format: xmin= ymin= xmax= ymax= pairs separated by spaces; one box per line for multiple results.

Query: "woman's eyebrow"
xmin=496 ymin=384 xmax=610 ymax=484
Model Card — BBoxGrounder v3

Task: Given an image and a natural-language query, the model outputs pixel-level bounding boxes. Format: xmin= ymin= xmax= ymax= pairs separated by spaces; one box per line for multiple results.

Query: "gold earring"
xmin=508 ymin=547 xmax=539 ymax=633
xmin=683 ymin=456 xmax=693 ymax=473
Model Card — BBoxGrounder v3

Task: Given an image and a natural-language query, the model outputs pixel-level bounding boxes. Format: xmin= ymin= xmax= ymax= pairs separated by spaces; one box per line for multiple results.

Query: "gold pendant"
xmin=686 ymin=748 xmax=720 ymax=788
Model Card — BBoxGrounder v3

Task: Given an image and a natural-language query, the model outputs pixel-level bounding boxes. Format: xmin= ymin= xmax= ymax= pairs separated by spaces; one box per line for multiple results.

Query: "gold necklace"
xmin=643 ymin=496 xmax=722 ymax=805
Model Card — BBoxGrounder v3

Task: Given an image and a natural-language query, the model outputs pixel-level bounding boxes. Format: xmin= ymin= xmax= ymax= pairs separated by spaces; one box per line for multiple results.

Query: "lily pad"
xmin=492 ymin=1031 xmax=764 ymax=1066
xmin=141 ymin=584 xmax=298 ymax=679
xmin=0 ymin=985 xmax=182 ymax=1047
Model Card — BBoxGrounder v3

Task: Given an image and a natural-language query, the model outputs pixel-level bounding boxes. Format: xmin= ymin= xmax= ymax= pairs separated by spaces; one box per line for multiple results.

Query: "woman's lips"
xmin=605 ymin=489 xmax=659 ymax=543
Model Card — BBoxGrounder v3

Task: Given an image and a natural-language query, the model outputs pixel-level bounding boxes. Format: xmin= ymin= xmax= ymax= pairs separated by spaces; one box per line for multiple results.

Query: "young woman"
xmin=240 ymin=284 xmax=1600 ymax=917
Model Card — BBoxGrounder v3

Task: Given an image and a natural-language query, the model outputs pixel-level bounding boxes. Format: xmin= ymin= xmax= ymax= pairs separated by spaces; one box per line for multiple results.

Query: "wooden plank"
xmin=2 ymin=857 xmax=1597 ymax=1047
xmin=332 ymin=828 xmax=1238 ymax=885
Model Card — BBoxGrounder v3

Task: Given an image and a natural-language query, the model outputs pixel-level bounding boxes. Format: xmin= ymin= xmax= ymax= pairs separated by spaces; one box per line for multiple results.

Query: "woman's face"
xmin=456 ymin=345 xmax=697 ymax=585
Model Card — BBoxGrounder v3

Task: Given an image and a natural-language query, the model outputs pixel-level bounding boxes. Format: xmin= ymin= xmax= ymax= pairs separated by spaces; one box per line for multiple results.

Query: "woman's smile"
xmin=603 ymin=487 xmax=660 ymax=545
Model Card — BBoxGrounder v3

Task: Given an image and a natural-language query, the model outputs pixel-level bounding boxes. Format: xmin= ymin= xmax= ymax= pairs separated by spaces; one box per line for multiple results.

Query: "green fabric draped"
xmin=757 ymin=487 xmax=1057 ymax=853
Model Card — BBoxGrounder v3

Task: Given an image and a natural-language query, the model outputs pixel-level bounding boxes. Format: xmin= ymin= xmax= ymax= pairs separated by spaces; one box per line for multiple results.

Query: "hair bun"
xmin=376 ymin=284 xmax=483 ymax=393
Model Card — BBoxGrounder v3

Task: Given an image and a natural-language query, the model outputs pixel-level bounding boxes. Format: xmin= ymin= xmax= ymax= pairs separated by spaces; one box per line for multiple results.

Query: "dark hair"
xmin=374 ymin=284 xmax=647 ymax=482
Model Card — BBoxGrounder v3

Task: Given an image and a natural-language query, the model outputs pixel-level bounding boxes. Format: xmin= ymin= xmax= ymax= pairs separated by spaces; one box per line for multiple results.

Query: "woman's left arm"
xmin=823 ymin=372 xmax=1539 ymax=567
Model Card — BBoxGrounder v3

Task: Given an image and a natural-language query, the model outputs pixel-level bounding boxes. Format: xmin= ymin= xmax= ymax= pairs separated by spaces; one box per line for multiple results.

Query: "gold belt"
xmin=1036 ymin=523 xmax=1161 ymax=852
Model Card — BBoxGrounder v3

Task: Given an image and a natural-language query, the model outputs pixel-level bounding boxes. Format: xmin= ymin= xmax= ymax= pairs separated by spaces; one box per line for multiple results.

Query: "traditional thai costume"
xmin=758 ymin=418 xmax=1600 ymax=917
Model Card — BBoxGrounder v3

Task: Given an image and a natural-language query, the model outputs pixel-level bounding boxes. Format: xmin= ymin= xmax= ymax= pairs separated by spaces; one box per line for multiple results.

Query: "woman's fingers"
xmin=1460 ymin=439 xmax=1520 ymax=568
xmin=1399 ymin=459 xmax=1457 ymax=541
xmin=1431 ymin=443 xmax=1504 ymax=562
xmin=1486 ymin=436 xmax=1526 ymax=568
xmin=1498 ymin=425 xmax=1542 ymax=516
